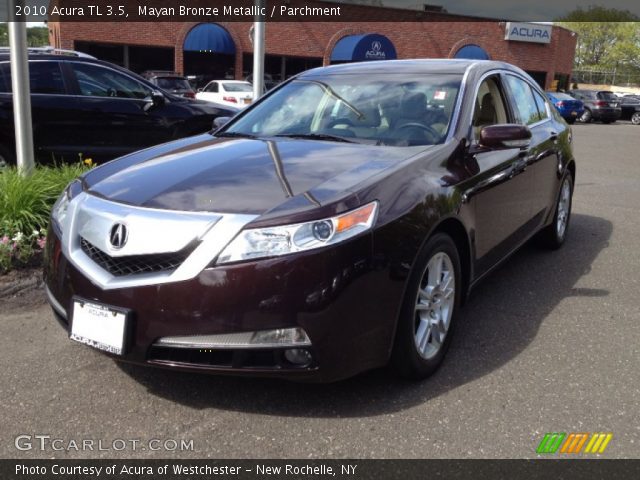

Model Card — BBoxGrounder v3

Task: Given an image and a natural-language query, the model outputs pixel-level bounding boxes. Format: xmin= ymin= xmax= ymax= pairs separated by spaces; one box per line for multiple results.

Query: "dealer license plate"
xmin=70 ymin=298 xmax=129 ymax=355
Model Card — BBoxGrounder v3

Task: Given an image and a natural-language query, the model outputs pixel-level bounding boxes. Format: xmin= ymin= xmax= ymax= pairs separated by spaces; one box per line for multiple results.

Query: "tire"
xmin=392 ymin=233 xmax=462 ymax=380
xmin=538 ymin=172 xmax=573 ymax=250
xmin=566 ymin=117 xmax=576 ymax=124
xmin=631 ymin=113 xmax=640 ymax=125
xmin=579 ymin=109 xmax=592 ymax=123
xmin=0 ymin=143 xmax=16 ymax=169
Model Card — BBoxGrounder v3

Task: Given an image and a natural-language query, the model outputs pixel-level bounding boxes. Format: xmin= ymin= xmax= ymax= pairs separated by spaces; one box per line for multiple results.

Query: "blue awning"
xmin=330 ymin=34 xmax=397 ymax=62
xmin=454 ymin=45 xmax=490 ymax=60
xmin=183 ymin=24 xmax=236 ymax=54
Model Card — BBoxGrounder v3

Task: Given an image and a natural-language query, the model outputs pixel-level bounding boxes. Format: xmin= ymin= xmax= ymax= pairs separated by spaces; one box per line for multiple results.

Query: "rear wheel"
xmin=392 ymin=233 xmax=461 ymax=380
xmin=538 ymin=172 xmax=573 ymax=249
xmin=631 ymin=112 xmax=640 ymax=125
xmin=566 ymin=117 xmax=576 ymax=125
xmin=579 ymin=109 xmax=592 ymax=123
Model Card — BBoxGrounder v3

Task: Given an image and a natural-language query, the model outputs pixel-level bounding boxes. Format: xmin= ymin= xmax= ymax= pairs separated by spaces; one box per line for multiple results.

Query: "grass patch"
xmin=0 ymin=163 xmax=90 ymax=273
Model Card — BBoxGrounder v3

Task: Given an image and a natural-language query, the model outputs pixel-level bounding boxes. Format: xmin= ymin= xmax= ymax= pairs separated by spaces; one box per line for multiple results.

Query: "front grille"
xmin=80 ymin=237 xmax=195 ymax=276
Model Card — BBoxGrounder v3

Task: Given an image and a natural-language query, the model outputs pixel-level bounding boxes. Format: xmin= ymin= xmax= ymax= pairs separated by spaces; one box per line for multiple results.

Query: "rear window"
xmin=222 ymin=83 xmax=253 ymax=92
xmin=155 ymin=77 xmax=191 ymax=90
xmin=597 ymin=91 xmax=617 ymax=101
xmin=551 ymin=93 xmax=574 ymax=101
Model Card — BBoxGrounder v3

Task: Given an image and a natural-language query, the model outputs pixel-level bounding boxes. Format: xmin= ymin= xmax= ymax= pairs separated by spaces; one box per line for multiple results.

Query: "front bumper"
xmin=44 ymin=226 xmax=402 ymax=382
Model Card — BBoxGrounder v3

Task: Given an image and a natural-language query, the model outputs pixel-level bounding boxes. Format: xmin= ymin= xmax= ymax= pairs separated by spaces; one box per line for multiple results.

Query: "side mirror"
xmin=479 ymin=124 xmax=531 ymax=149
xmin=213 ymin=116 xmax=231 ymax=129
xmin=143 ymin=91 xmax=165 ymax=112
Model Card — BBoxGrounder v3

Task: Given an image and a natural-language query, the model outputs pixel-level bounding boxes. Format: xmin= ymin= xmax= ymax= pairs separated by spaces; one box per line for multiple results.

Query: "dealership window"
xmin=504 ymin=75 xmax=543 ymax=125
xmin=74 ymin=41 xmax=174 ymax=74
xmin=69 ymin=63 xmax=152 ymax=99
xmin=242 ymin=54 xmax=322 ymax=87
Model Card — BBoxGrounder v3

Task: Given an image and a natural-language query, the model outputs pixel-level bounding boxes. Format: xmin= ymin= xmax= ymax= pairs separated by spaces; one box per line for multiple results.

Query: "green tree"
xmin=26 ymin=26 xmax=49 ymax=47
xmin=0 ymin=23 xmax=8 ymax=47
xmin=0 ymin=23 xmax=49 ymax=48
xmin=556 ymin=7 xmax=640 ymax=70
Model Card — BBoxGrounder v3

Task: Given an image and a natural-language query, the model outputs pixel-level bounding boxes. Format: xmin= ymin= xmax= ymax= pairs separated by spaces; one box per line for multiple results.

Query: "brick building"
xmin=48 ymin=2 xmax=576 ymax=90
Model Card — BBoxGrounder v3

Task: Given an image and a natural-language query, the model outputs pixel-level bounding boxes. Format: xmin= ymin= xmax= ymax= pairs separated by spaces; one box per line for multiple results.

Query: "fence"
xmin=572 ymin=69 xmax=640 ymax=88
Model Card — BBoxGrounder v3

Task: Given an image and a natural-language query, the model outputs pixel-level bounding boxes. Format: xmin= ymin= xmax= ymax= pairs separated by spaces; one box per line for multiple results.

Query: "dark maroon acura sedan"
xmin=44 ymin=60 xmax=576 ymax=382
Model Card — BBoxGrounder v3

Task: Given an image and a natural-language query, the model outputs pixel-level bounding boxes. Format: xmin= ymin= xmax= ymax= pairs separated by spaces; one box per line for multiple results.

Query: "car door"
xmin=462 ymin=74 xmax=537 ymax=277
xmin=198 ymin=81 xmax=220 ymax=103
xmin=503 ymin=74 xmax=561 ymax=229
xmin=0 ymin=60 xmax=80 ymax=164
xmin=64 ymin=61 xmax=174 ymax=160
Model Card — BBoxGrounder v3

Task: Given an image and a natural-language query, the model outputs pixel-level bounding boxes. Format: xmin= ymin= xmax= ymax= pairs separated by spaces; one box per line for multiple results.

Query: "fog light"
xmin=284 ymin=348 xmax=313 ymax=367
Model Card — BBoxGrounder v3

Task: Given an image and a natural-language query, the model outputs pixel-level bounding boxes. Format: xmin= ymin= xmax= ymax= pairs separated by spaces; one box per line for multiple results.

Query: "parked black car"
xmin=619 ymin=95 xmax=640 ymax=125
xmin=567 ymin=89 xmax=621 ymax=123
xmin=45 ymin=59 xmax=576 ymax=382
xmin=0 ymin=49 xmax=238 ymax=167
xmin=141 ymin=71 xmax=196 ymax=99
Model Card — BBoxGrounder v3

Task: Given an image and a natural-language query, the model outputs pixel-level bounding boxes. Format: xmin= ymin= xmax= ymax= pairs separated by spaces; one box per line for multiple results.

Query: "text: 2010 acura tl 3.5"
xmin=44 ymin=60 xmax=575 ymax=382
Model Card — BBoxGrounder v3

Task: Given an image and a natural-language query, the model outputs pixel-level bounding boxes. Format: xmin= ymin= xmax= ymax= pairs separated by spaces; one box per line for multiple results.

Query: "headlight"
xmin=216 ymin=201 xmax=378 ymax=264
xmin=51 ymin=181 xmax=80 ymax=233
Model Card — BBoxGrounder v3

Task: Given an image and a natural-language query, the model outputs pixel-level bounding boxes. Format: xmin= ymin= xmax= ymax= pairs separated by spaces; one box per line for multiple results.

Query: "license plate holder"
xmin=69 ymin=297 xmax=132 ymax=355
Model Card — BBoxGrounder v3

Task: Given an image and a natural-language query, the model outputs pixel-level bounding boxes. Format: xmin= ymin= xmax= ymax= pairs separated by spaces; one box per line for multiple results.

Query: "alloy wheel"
xmin=556 ymin=177 xmax=571 ymax=239
xmin=632 ymin=113 xmax=640 ymax=125
xmin=413 ymin=252 xmax=455 ymax=360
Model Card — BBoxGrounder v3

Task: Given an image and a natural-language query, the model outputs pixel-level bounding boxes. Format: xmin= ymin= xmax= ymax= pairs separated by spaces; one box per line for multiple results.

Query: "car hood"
xmin=84 ymin=134 xmax=428 ymax=218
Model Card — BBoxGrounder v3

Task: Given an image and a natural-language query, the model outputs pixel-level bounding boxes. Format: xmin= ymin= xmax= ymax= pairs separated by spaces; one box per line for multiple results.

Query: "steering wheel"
xmin=395 ymin=123 xmax=441 ymax=143
xmin=107 ymin=88 xmax=118 ymax=98
xmin=326 ymin=118 xmax=355 ymax=129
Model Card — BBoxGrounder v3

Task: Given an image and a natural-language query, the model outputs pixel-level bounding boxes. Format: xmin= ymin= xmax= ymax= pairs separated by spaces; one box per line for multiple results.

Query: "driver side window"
xmin=70 ymin=63 xmax=152 ymax=99
xmin=472 ymin=77 xmax=508 ymax=139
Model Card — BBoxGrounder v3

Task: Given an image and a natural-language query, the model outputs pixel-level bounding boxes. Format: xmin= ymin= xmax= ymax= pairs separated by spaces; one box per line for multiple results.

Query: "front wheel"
xmin=538 ymin=172 xmax=573 ymax=249
xmin=631 ymin=112 xmax=640 ymax=125
xmin=392 ymin=233 xmax=461 ymax=380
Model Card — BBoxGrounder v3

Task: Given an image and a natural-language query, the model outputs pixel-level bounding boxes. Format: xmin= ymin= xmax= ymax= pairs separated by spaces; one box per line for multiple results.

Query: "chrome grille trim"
xmin=61 ymin=192 xmax=258 ymax=290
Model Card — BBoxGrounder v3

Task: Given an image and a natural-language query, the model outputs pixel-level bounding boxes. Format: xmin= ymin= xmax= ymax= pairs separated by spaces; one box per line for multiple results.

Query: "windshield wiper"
xmin=216 ymin=131 xmax=257 ymax=139
xmin=274 ymin=133 xmax=358 ymax=143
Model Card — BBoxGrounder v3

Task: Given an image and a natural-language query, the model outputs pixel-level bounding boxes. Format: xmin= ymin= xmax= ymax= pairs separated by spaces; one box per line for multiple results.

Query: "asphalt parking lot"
xmin=1 ymin=122 xmax=639 ymax=459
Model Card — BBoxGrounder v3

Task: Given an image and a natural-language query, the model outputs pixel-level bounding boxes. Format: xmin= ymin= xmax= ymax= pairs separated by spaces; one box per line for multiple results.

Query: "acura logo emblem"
xmin=109 ymin=223 xmax=128 ymax=249
xmin=371 ymin=41 xmax=382 ymax=52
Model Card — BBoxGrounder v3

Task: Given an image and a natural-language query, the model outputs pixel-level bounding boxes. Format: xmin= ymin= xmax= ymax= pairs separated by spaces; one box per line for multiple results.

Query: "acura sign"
xmin=505 ymin=22 xmax=552 ymax=44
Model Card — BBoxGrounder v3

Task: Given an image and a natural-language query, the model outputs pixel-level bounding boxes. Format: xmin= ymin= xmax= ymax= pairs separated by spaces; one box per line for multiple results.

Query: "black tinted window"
xmin=0 ymin=63 xmax=9 ymax=93
xmin=70 ymin=63 xmax=152 ymax=99
xmin=30 ymin=62 xmax=66 ymax=94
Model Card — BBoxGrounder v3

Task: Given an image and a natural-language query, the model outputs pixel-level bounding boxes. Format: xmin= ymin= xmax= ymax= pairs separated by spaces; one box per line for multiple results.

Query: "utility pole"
xmin=252 ymin=0 xmax=265 ymax=101
xmin=8 ymin=1 xmax=35 ymax=175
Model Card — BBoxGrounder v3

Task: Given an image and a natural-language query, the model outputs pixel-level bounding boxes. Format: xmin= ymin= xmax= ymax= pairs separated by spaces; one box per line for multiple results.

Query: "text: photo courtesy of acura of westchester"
xmin=44 ymin=60 xmax=576 ymax=382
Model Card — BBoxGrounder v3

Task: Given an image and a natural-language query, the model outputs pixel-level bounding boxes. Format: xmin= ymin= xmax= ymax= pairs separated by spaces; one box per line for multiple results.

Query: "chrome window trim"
xmin=60 ymin=192 xmax=258 ymax=290
xmin=446 ymin=64 xmax=472 ymax=143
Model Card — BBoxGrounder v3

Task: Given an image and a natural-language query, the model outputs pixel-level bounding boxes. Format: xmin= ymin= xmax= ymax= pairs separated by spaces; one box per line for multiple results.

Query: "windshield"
xmin=222 ymin=74 xmax=462 ymax=146
xmin=223 ymin=82 xmax=253 ymax=92
xmin=156 ymin=77 xmax=192 ymax=90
